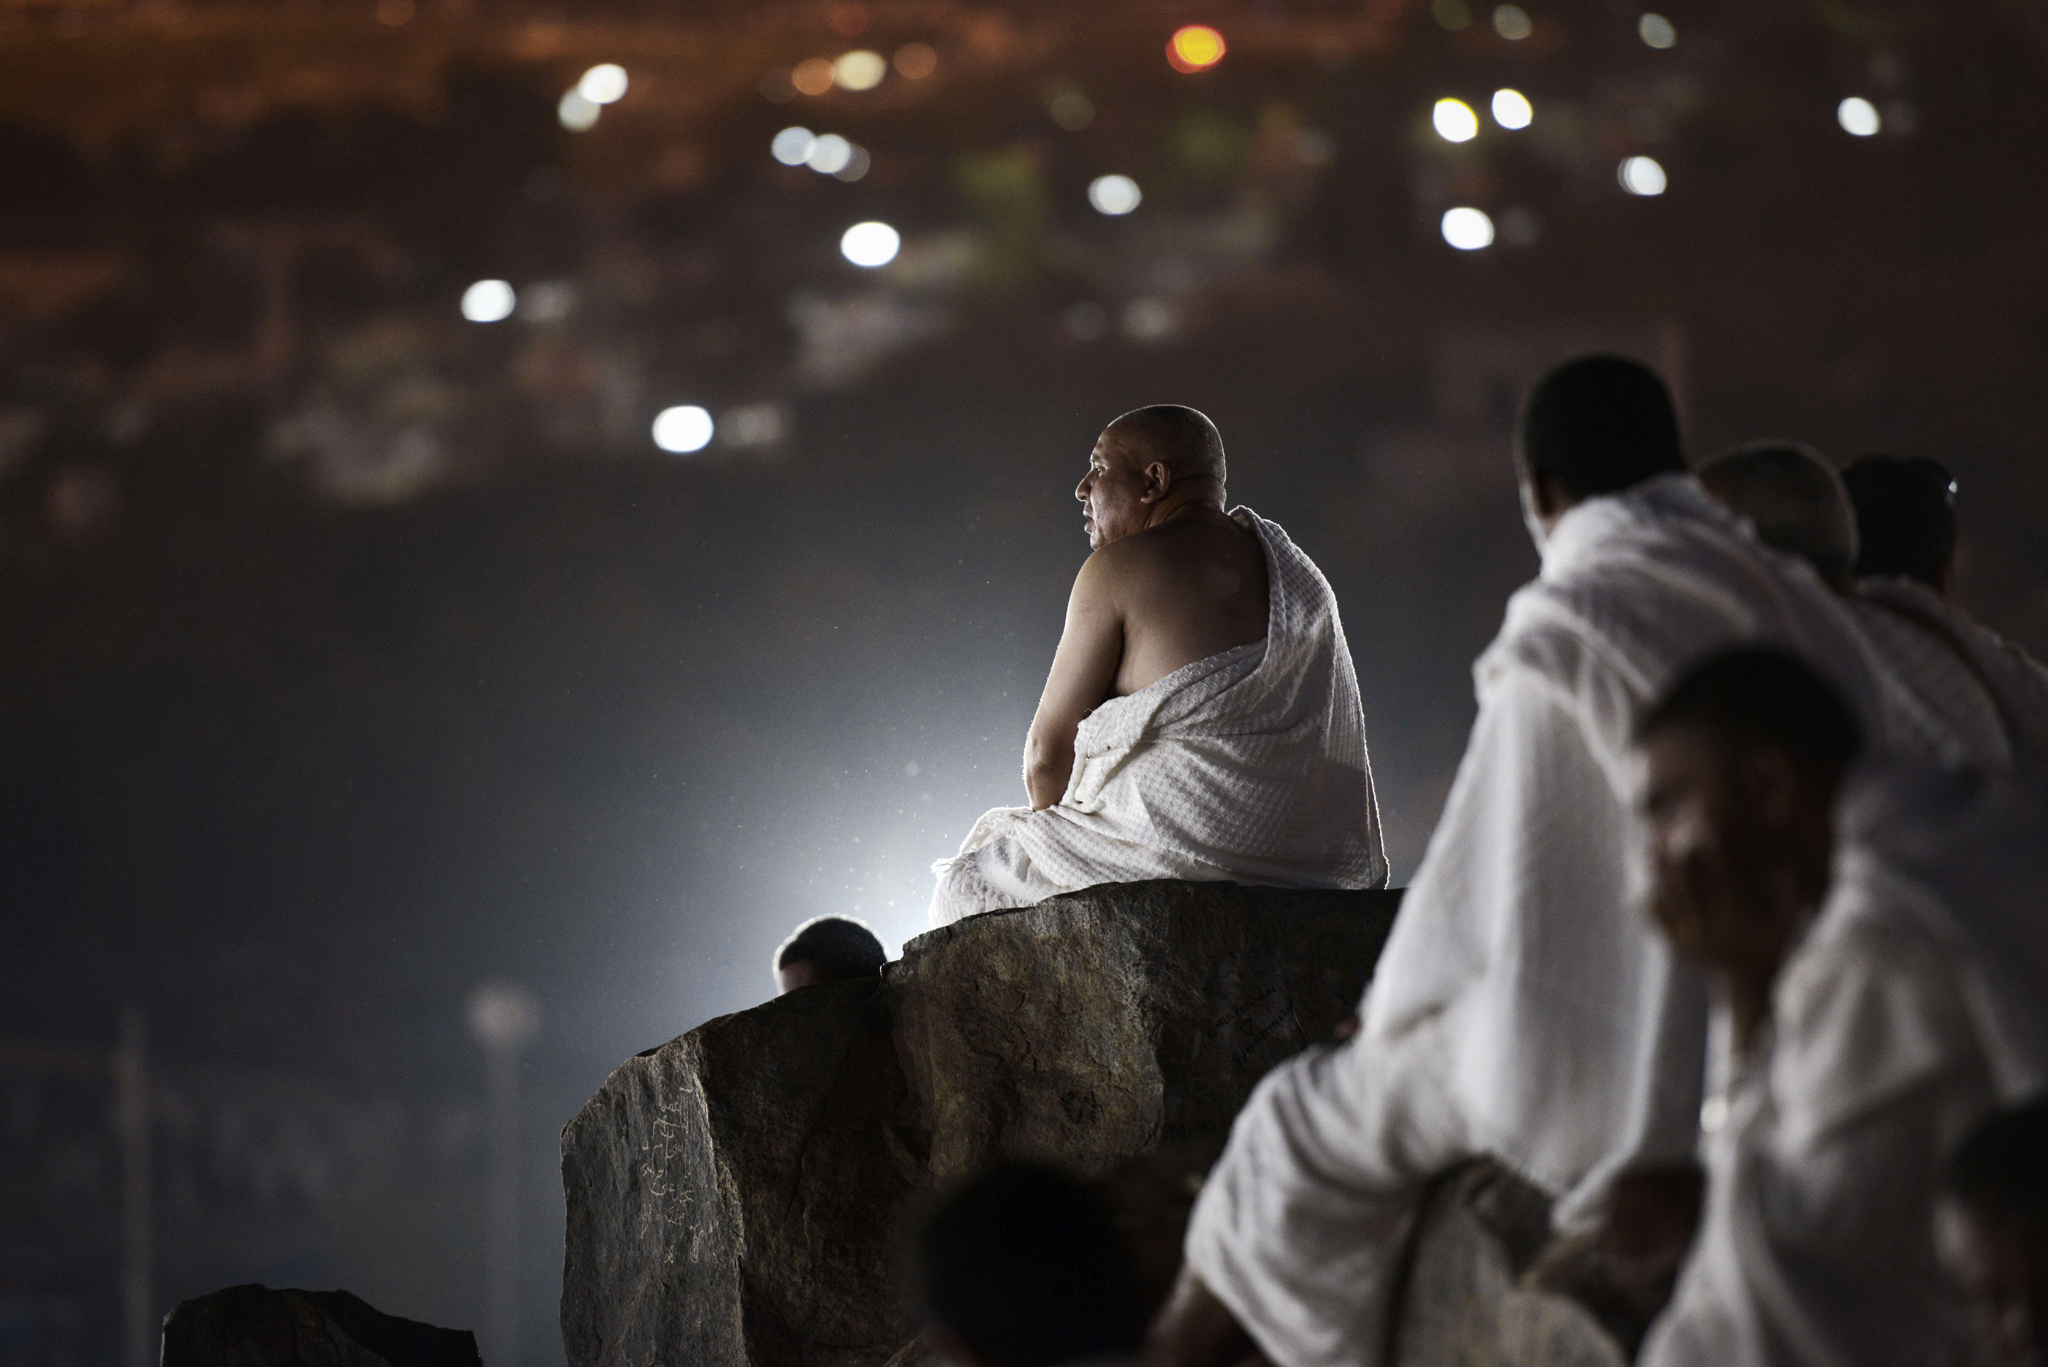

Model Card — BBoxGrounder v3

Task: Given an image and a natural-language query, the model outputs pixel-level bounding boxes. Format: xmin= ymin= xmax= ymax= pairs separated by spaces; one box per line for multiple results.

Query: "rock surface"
xmin=160 ymin=1284 xmax=480 ymax=1367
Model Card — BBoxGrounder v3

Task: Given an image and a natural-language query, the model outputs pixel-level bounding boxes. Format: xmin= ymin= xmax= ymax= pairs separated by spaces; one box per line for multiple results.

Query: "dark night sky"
xmin=3 ymin=0 xmax=2047 ymax=1359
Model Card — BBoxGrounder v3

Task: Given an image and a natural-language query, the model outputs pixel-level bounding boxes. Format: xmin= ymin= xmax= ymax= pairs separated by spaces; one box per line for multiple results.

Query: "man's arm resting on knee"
xmin=1023 ymin=553 xmax=1123 ymax=810
xmin=1146 ymin=1265 xmax=1269 ymax=1367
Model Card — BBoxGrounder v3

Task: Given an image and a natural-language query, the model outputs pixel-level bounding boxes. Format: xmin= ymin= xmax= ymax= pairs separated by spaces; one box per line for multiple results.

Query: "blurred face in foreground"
xmin=1940 ymin=1198 xmax=2047 ymax=1365
xmin=1075 ymin=425 xmax=1165 ymax=551
xmin=1632 ymin=724 xmax=1833 ymax=1049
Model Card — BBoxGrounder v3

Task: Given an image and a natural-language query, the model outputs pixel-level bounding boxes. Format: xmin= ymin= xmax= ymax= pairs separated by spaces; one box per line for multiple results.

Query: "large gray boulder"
xmin=160 ymin=1285 xmax=480 ymax=1367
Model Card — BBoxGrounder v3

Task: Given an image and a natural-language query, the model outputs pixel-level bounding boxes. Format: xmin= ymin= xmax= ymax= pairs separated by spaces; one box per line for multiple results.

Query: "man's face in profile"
xmin=1940 ymin=1198 xmax=2047 ymax=1365
xmin=1075 ymin=428 xmax=1154 ymax=551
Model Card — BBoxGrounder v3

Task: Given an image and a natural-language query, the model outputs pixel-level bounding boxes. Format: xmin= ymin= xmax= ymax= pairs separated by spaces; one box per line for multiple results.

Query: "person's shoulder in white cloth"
xmin=1630 ymin=649 xmax=2048 ymax=1367
xmin=926 ymin=405 xmax=1385 ymax=927
xmin=1152 ymin=356 xmax=1892 ymax=1367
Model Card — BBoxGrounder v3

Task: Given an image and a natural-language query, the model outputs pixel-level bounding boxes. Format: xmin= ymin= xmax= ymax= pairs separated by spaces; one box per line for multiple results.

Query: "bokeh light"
xmin=1048 ymin=86 xmax=1095 ymax=131
xmin=791 ymin=57 xmax=836 ymax=95
xmin=771 ymin=127 xmax=816 ymax=165
xmin=1492 ymin=89 xmax=1533 ymax=130
xmin=1838 ymin=97 xmax=1881 ymax=137
xmin=1167 ymin=25 xmax=1226 ymax=73
xmin=1432 ymin=0 xmax=1473 ymax=30
xmin=1638 ymin=13 xmax=1676 ymax=48
xmin=557 ymin=89 xmax=600 ymax=131
xmin=833 ymin=50 xmax=887 ymax=90
xmin=577 ymin=64 xmax=628 ymax=105
xmin=1492 ymin=4 xmax=1532 ymax=40
xmin=1440 ymin=207 xmax=1495 ymax=250
xmin=1433 ymin=98 xmax=1480 ymax=143
xmin=652 ymin=406 xmax=714 ymax=454
xmin=840 ymin=221 xmax=901 ymax=267
xmin=808 ymin=133 xmax=853 ymax=174
xmin=893 ymin=43 xmax=938 ymax=79
xmin=1619 ymin=155 xmax=1668 ymax=196
xmin=1088 ymin=174 xmax=1143 ymax=216
xmin=460 ymin=279 xmax=516 ymax=323
xmin=834 ymin=146 xmax=872 ymax=182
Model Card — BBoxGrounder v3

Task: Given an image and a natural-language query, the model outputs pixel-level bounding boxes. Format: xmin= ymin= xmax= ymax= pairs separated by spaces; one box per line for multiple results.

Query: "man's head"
xmin=1697 ymin=440 xmax=1860 ymax=590
xmin=914 ymin=1163 xmax=1146 ymax=1367
xmin=773 ymin=916 xmax=886 ymax=994
xmin=1632 ymin=650 xmax=1862 ymax=1010
xmin=1516 ymin=355 xmax=1686 ymax=542
xmin=1940 ymin=1097 xmax=2048 ymax=1365
xmin=1077 ymin=405 xmax=1227 ymax=551
xmin=1843 ymin=454 xmax=1960 ymax=593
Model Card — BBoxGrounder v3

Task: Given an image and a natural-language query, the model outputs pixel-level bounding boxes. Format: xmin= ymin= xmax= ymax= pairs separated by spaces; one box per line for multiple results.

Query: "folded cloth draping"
xmin=1642 ymin=764 xmax=2048 ymax=1367
xmin=1185 ymin=474 xmax=1899 ymax=1367
xmin=928 ymin=507 xmax=1386 ymax=928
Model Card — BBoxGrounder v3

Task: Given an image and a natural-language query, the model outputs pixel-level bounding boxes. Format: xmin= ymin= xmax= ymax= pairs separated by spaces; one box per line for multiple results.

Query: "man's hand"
xmin=1144 ymin=1265 xmax=1269 ymax=1367
xmin=1023 ymin=553 xmax=1124 ymax=810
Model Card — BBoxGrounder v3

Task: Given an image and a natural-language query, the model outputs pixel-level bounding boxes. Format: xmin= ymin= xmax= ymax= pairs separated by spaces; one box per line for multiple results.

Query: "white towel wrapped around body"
xmin=929 ymin=508 xmax=1387 ymax=927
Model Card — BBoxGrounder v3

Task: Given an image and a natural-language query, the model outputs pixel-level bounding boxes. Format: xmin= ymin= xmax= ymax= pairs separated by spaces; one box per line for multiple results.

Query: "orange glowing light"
xmin=1167 ymin=25 xmax=1226 ymax=73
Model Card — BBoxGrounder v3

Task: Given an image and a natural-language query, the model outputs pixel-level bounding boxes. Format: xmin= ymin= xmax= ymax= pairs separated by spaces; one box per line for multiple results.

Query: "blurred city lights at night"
xmin=808 ymin=133 xmax=854 ymax=174
xmin=771 ymin=127 xmax=816 ymax=165
xmin=557 ymin=89 xmax=600 ymax=131
xmin=1433 ymin=98 xmax=1480 ymax=143
xmin=577 ymin=64 xmax=628 ymax=105
xmin=1048 ymin=86 xmax=1096 ymax=131
xmin=1167 ymin=25 xmax=1226 ymax=73
xmin=833 ymin=50 xmax=887 ymax=90
xmin=652 ymin=406 xmax=714 ymax=454
xmin=1441 ymin=207 xmax=1495 ymax=250
xmin=1432 ymin=0 xmax=1474 ymax=30
xmin=460 ymin=279 xmax=515 ymax=322
xmin=893 ymin=43 xmax=938 ymax=79
xmin=791 ymin=57 xmax=836 ymax=95
xmin=1838 ymin=97 xmax=1881 ymax=137
xmin=1492 ymin=89 xmax=1533 ymax=130
xmin=1492 ymin=5 xmax=1533 ymax=40
xmin=1088 ymin=174 xmax=1143 ymax=216
xmin=1619 ymin=155 xmax=1669 ymax=196
xmin=1638 ymin=13 xmax=1676 ymax=48
xmin=834 ymin=146 xmax=872 ymax=181
xmin=840 ymin=221 xmax=901 ymax=267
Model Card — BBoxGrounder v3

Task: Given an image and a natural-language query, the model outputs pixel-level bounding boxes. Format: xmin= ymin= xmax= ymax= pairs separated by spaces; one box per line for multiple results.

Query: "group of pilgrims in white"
xmin=896 ymin=356 xmax=2048 ymax=1367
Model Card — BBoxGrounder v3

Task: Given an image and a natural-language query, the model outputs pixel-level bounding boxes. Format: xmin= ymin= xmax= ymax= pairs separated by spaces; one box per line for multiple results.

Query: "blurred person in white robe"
xmin=1632 ymin=649 xmax=2048 ymax=1367
xmin=1700 ymin=442 xmax=2046 ymax=772
xmin=1145 ymin=358 xmax=1898 ymax=1367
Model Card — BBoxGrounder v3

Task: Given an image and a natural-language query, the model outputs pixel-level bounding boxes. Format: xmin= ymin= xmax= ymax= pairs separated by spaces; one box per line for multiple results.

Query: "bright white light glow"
xmin=808 ymin=133 xmax=853 ymax=174
xmin=771 ymin=126 xmax=816 ymax=165
xmin=834 ymin=50 xmax=887 ymax=90
xmin=558 ymin=90 xmax=600 ymax=131
xmin=834 ymin=145 xmax=872 ymax=181
xmin=460 ymin=279 xmax=516 ymax=322
xmin=1433 ymin=98 xmax=1480 ymax=143
xmin=1088 ymin=174 xmax=1142 ymax=215
xmin=652 ymin=405 xmax=714 ymax=454
xmin=1619 ymin=155 xmax=1668 ymax=196
xmin=1639 ymin=12 xmax=1675 ymax=48
xmin=1838 ymin=96 xmax=1881 ymax=137
xmin=840 ymin=221 xmax=901 ymax=267
xmin=1492 ymin=88 xmax=1533 ymax=130
xmin=578 ymin=64 xmax=628 ymax=105
xmin=1441 ymin=207 xmax=1494 ymax=250
xmin=1493 ymin=4 xmax=1532 ymax=40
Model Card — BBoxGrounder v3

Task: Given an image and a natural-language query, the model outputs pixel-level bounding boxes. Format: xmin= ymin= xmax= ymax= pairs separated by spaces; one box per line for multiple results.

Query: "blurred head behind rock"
xmin=1940 ymin=1096 xmax=2048 ymax=1365
xmin=773 ymin=915 xmax=885 ymax=993
xmin=1843 ymin=453 xmax=1959 ymax=593
xmin=1697 ymin=439 xmax=1858 ymax=590
xmin=915 ymin=1163 xmax=1147 ymax=1367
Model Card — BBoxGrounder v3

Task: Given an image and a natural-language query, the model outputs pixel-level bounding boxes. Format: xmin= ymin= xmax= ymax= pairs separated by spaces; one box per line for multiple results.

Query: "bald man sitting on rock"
xmin=929 ymin=405 xmax=1386 ymax=926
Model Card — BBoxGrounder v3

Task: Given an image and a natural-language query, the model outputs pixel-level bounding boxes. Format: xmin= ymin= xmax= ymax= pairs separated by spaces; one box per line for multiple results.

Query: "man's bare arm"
xmin=1022 ymin=554 xmax=1123 ymax=810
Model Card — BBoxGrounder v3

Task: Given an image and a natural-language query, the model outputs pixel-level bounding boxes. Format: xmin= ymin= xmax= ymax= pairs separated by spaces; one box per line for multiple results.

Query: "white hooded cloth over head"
xmin=929 ymin=508 xmax=1386 ymax=927
xmin=1184 ymin=475 xmax=1898 ymax=1367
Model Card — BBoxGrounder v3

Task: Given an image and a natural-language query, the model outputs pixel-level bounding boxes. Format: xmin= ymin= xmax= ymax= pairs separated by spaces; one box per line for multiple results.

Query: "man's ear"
xmin=1528 ymin=467 xmax=1569 ymax=520
xmin=1140 ymin=459 xmax=1174 ymax=503
xmin=1932 ymin=551 xmax=1957 ymax=599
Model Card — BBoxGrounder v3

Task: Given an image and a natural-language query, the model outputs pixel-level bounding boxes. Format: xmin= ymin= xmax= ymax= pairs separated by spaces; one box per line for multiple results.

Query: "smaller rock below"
xmin=161 ymin=1284 xmax=481 ymax=1367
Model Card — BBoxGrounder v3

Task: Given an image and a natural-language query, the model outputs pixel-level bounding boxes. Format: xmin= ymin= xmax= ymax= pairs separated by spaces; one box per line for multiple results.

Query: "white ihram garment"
xmin=1642 ymin=766 xmax=2048 ymax=1367
xmin=1853 ymin=575 xmax=2048 ymax=774
xmin=1185 ymin=475 xmax=1895 ymax=1367
xmin=928 ymin=508 xmax=1386 ymax=928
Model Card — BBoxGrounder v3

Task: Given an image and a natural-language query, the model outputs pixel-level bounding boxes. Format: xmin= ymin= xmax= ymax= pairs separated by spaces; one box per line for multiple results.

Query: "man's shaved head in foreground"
xmin=1697 ymin=440 xmax=1860 ymax=589
xmin=1103 ymin=404 xmax=1227 ymax=489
